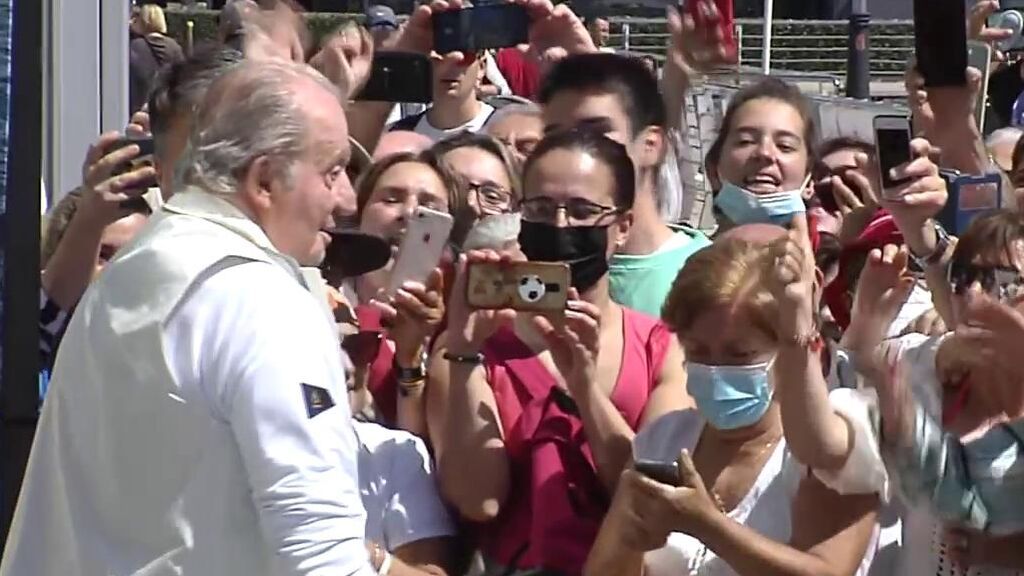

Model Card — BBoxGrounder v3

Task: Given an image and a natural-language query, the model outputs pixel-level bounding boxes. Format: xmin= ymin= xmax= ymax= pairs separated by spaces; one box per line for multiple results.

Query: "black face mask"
xmin=518 ymin=220 xmax=610 ymax=292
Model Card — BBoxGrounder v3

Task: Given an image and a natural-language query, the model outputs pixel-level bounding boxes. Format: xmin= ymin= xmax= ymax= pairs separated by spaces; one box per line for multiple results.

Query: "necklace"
xmin=708 ymin=429 xmax=783 ymax=513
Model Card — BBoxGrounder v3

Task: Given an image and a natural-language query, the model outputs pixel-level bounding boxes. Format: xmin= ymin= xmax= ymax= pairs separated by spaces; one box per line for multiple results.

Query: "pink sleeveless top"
xmin=477 ymin=307 xmax=674 ymax=575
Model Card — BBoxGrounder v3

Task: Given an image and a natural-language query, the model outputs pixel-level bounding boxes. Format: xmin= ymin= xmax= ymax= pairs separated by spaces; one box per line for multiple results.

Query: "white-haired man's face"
xmin=239 ymin=77 xmax=355 ymax=266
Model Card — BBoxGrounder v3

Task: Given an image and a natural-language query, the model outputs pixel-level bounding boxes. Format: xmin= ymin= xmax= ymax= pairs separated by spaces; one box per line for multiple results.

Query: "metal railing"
xmin=609 ymin=17 xmax=914 ymax=81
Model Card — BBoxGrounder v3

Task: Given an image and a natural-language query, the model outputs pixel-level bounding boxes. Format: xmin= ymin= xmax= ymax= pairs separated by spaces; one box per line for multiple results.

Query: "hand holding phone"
xmin=634 ymin=459 xmax=681 ymax=486
xmin=684 ymin=0 xmax=737 ymax=63
xmin=873 ymin=116 xmax=914 ymax=200
xmin=432 ymin=4 xmax=530 ymax=54
xmin=387 ymin=207 xmax=454 ymax=296
xmin=466 ymin=260 xmax=570 ymax=312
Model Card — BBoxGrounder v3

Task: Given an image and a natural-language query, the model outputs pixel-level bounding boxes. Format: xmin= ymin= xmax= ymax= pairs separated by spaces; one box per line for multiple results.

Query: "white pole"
xmin=762 ymin=0 xmax=774 ymax=75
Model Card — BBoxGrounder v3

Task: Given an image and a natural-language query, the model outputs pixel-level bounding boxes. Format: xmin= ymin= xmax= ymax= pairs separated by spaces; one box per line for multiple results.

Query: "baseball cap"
xmin=365 ymin=5 xmax=398 ymax=29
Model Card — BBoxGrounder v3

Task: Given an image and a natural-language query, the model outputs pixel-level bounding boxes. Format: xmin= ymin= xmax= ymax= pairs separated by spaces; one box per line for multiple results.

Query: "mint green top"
xmin=609 ymin=226 xmax=712 ymax=317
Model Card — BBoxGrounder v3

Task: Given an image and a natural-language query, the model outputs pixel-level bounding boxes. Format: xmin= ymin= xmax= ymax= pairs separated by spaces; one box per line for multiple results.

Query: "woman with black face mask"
xmin=424 ymin=129 xmax=692 ymax=576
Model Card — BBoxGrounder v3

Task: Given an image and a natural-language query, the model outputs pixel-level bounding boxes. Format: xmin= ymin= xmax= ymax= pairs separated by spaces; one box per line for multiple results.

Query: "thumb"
xmin=676 ymin=449 xmax=703 ymax=490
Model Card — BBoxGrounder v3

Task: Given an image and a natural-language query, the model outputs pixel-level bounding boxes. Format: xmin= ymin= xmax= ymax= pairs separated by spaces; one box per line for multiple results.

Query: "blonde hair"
xmin=661 ymin=238 xmax=778 ymax=341
xmin=138 ymin=4 xmax=167 ymax=35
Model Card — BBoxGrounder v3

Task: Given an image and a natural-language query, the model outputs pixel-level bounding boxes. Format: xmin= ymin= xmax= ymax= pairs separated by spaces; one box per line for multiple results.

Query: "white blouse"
xmin=633 ymin=407 xmax=881 ymax=576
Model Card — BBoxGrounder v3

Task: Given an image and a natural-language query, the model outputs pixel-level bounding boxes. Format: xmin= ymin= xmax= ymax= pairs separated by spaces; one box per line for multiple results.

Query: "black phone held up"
xmin=432 ymin=4 xmax=530 ymax=54
xmin=875 ymin=124 xmax=913 ymax=191
xmin=913 ymin=0 xmax=967 ymax=87
xmin=634 ymin=459 xmax=681 ymax=487
xmin=356 ymin=52 xmax=433 ymax=104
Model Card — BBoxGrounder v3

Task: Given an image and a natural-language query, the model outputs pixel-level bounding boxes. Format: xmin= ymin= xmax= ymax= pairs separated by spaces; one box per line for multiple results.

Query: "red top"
xmin=361 ymin=259 xmax=457 ymax=427
xmin=496 ymin=48 xmax=541 ymax=100
xmin=476 ymin=307 xmax=673 ymax=575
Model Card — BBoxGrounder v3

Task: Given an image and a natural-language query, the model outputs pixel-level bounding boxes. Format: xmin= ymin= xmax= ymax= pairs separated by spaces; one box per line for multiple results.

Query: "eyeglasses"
xmin=469 ymin=182 xmax=513 ymax=215
xmin=519 ymin=197 xmax=620 ymax=225
xmin=948 ymin=261 xmax=1024 ymax=300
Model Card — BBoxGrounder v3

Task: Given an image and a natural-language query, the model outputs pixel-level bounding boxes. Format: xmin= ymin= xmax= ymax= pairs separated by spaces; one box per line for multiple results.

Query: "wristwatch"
xmin=394 ymin=361 xmax=426 ymax=383
xmin=909 ymin=221 xmax=951 ymax=269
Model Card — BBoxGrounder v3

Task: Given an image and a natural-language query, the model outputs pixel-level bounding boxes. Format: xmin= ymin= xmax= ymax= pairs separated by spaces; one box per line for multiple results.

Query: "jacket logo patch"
xmin=301 ymin=384 xmax=335 ymax=418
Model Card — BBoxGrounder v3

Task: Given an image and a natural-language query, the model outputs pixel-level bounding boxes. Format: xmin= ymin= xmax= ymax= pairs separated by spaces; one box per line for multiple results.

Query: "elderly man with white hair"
xmin=0 ymin=60 xmax=380 ymax=576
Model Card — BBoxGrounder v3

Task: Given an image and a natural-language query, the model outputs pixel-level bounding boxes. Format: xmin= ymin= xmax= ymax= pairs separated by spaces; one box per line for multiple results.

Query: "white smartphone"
xmin=386 ymin=206 xmax=454 ymax=295
xmin=968 ymin=40 xmax=992 ymax=132
xmin=873 ymin=115 xmax=914 ymax=201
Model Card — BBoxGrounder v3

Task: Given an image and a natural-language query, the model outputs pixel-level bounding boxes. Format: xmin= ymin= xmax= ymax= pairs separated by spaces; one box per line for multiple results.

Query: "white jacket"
xmin=1 ymin=189 xmax=375 ymax=576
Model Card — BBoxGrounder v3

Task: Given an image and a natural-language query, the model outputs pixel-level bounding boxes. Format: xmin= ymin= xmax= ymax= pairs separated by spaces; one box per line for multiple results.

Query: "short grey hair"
xmin=175 ymin=59 xmax=340 ymax=197
xmin=485 ymin=102 xmax=542 ymax=131
xmin=986 ymin=127 xmax=1024 ymax=150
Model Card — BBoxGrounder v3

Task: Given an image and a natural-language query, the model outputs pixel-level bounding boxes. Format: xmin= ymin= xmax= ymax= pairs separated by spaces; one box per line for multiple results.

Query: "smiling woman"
xmin=348 ymin=149 xmax=471 ymax=434
xmin=706 ymin=77 xmax=818 ymax=232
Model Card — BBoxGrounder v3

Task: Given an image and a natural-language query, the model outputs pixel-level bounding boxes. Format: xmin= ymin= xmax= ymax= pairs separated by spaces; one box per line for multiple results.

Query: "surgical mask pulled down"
xmin=686 ymin=360 xmax=774 ymax=430
xmin=714 ymin=175 xmax=811 ymax=226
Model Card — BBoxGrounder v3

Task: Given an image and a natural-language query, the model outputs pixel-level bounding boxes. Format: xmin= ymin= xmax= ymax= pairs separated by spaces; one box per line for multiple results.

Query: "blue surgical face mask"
xmin=714 ymin=180 xmax=807 ymax=226
xmin=686 ymin=361 xmax=773 ymax=430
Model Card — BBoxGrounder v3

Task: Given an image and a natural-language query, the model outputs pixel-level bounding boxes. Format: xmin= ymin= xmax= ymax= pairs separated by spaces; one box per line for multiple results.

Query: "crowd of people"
xmin=3 ymin=0 xmax=1024 ymax=574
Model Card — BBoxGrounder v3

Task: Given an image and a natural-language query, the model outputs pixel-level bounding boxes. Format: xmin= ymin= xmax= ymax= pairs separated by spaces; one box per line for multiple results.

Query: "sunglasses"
xmin=948 ymin=261 xmax=1024 ymax=300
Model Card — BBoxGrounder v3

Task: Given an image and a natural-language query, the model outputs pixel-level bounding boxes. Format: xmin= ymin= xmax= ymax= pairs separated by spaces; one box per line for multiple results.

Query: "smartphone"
xmin=967 ymin=40 xmax=993 ymax=131
xmin=466 ymin=260 xmax=570 ymax=312
xmin=386 ymin=207 xmax=454 ymax=295
xmin=106 ymin=136 xmax=155 ymax=161
xmin=913 ymin=0 xmax=967 ymax=87
xmin=873 ymin=115 xmax=913 ymax=199
xmin=634 ymin=459 xmax=681 ymax=486
xmin=107 ymin=136 xmax=158 ymax=202
xmin=685 ymin=0 xmax=737 ymax=62
xmin=357 ymin=52 xmax=433 ymax=104
xmin=937 ymin=171 xmax=1002 ymax=235
xmin=432 ymin=4 xmax=530 ymax=54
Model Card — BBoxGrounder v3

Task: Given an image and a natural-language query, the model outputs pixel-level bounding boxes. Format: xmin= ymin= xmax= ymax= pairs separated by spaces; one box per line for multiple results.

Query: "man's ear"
xmin=635 ymin=125 xmax=666 ymax=171
xmin=238 ymin=155 xmax=276 ymax=214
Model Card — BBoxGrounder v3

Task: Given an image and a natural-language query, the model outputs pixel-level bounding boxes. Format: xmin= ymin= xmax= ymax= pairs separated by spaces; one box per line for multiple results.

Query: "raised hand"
xmin=880 ymin=138 xmax=948 ymax=242
xmin=390 ymin=0 xmax=466 ymax=55
xmin=310 ymin=24 xmax=374 ymax=101
xmin=954 ymin=289 xmax=1024 ymax=383
xmin=854 ymin=245 xmax=917 ymax=331
xmin=969 ymin=0 xmax=1014 ymax=58
xmin=766 ymin=214 xmax=817 ymax=342
xmin=371 ymin=267 xmax=446 ymax=365
xmin=79 ymin=132 xmax=156 ymax=226
xmin=513 ymin=0 xmax=595 ymax=66
xmin=446 ymin=250 xmax=517 ymax=355
xmin=666 ymin=0 xmax=736 ymax=76
xmin=834 ymin=154 xmax=882 ymax=245
xmin=532 ymin=287 xmax=600 ymax=391
xmin=617 ymin=450 xmax=719 ymax=550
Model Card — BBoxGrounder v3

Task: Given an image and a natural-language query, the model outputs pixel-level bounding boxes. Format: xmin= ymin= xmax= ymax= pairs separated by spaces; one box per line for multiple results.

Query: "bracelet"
xmin=785 ymin=330 xmax=823 ymax=353
xmin=398 ymin=377 xmax=426 ymax=397
xmin=377 ymin=550 xmax=393 ymax=576
xmin=443 ymin=350 xmax=484 ymax=364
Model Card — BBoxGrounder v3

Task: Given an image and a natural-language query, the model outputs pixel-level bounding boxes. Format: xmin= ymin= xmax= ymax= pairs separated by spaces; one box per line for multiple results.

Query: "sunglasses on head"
xmin=948 ymin=261 xmax=1024 ymax=300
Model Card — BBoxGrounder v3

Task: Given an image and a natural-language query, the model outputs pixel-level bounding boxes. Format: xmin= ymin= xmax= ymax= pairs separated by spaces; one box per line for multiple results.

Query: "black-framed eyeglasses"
xmin=468 ymin=182 xmax=513 ymax=215
xmin=518 ymin=197 xmax=620 ymax=225
xmin=948 ymin=261 xmax=1024 ymax=300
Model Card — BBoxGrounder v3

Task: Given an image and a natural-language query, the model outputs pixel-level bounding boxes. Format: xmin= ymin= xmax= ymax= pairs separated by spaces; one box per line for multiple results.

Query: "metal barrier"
xmin=674 ymin=78 xmax=907 ymax=230
xmin=608 ymin=17 xmax=914 ymax=82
